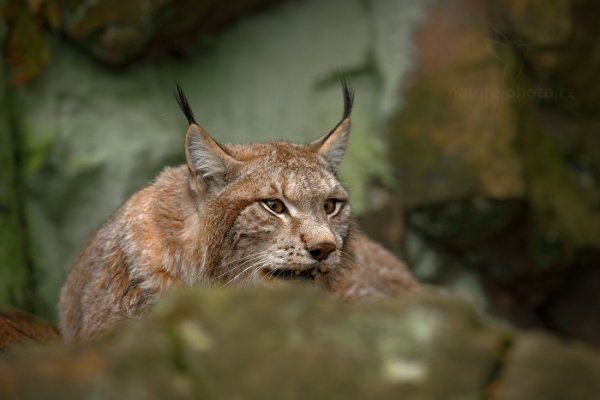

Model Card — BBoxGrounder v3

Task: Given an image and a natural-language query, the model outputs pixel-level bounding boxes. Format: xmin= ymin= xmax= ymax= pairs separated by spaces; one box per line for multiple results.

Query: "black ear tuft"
xmin=174 ymin=83 xmax=197 ymax=125
xmin=341 ymin=77 xmax=354 ymax=119
xmin=308 ymin=78 xmax=354 ymax=172
xmin=323 ymin=78 xmax=354 ymax=138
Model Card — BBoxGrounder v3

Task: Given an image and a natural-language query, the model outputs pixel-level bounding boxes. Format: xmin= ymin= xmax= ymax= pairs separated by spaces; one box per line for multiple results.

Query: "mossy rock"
xmin=388 ymin=0 xmax=524 ymax=207
xmin=0 ymin=287 xmax=509 ymax=399
xmin=2 ymin=287 xmax=599 ymax=399
xmin=55 ymin=0 xmax=284 ymax=66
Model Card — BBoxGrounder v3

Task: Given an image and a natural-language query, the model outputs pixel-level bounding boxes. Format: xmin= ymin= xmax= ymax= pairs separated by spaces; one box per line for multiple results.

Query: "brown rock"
xmin=504 ymin=0 xmax=571 ymax=46
xmin=494 ymin=332 xmax=600 ymax=400
xmin=57 ymin=0 xmax=284 ymax=66
xmin=389 ymin=0 xmax=524 ymax=207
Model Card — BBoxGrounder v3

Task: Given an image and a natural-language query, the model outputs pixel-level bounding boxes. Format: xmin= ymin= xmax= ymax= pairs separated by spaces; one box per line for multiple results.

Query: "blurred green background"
xmin=0 ymin=0 xmax=598 ymax=347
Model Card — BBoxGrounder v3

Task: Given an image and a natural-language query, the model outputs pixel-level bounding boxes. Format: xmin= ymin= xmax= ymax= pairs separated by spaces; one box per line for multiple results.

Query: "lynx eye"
xmin=324 ymin=199 xmax=338 ymax=214
xmin=262 ymin=199 xmax=286 ymax=214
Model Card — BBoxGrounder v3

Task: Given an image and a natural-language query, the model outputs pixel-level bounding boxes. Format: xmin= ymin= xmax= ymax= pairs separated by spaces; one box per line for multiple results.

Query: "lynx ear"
xmin=310 ymin=118 xmax=351 ymax=172
xmin=185 ymin=124 xmax=240 ymax=188
xmin=175 ymin=84 xmax=239 ymax=189
xmin=310 ymin=79 xmax=354 ymax=172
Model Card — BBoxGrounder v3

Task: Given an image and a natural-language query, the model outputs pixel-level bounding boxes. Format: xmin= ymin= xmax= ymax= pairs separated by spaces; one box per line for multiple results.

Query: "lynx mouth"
xmin=262 ymin=267 xmax=318 ymax=281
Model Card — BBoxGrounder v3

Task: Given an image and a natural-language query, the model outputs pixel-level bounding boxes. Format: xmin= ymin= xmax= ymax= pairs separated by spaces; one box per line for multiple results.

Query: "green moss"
xmin=388 ymin=78 xmax=480 ymax=206
xmin=4 ymin=0 xmax=48 ymax=85
xmin=513 ymin=68 xmax=600 ymax=252
xmin=506 ymin=0 xmax=571 ymax=45
xmin=0 ymin=47 xmax=33 ymax=311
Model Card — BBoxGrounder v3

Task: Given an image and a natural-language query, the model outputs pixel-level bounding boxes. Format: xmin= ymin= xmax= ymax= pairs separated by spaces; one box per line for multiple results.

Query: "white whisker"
xmin=213 ymin=251 xmax=270 ymax=281
xmin=223 ymin=255 xmax=271 ymax=287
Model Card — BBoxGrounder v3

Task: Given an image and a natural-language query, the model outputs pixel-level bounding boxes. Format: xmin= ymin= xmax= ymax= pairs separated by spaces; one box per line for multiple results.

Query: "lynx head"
xmin=175 ymin=82 xmax=354 ymax=287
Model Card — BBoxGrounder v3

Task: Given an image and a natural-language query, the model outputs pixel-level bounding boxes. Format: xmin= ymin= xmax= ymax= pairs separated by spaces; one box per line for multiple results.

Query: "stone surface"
xmin=0 ymin=287 xmax=508 ymax=399
xmin=391 ymin=0 xmax=600 ymax=348
xmin=60 ymin=0 xmax=284 ymax=66
xmin=3 ymin=0 xmax=50 ymax=85
xmin=389 ymin=0 xmax=524 ymax=207
xmin=5 ymin=0 xmax=283 ymax=69
xmin=1 ymin=287 xmax=598 ymax=399
xmin=494 ymin=332 xmax=600 ymax=400
xmin=0 ymin=0 xmax=33 ymax=311
xmin=504 ymin=0 xmax=571 ymax=46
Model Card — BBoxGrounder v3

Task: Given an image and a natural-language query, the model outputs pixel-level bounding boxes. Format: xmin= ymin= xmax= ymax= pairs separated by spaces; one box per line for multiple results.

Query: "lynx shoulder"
xmin=58 ymin=82 xmax=417 ymax=341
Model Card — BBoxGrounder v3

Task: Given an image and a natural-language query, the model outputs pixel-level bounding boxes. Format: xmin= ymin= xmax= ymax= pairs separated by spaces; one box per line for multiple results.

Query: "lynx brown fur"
xmin=58 ymin=82 xmax=417 ymax=341
xmin=0 ymin=310 xmax=60 ymax=350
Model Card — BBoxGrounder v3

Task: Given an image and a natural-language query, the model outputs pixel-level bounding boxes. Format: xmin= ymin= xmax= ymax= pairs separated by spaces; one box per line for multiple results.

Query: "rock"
xmin=509 ymin=0 xmax=600 ymax=251
xmin=543 ymin=264 xmax=600 ymax=347
xmin=494 ymin=332 xmax=600 ymax=400
xmin=504 ymin=0 xmax=571 ymax=46
xmin=1 ymin=287 xmax=598 ymax=399
xmin=386 ymin=0 xmax=600 ymax=349
xmin=388 ymin=0 xmax=524 ymax=207
xmin=518 ymin=105 xmax=600 ymax=249
xmin=0 ymin=1 xmax=33 ymax=311
xmin=3 ymin=0 xmax=49 ymax=85
xmin=31 ymin=0 xmax=283 ymax=67
xmin=0 ymin=287 xmax=511 ymax=399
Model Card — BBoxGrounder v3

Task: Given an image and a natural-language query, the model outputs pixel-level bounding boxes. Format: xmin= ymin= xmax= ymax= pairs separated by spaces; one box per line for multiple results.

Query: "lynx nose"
xmin=307 ymin=242 xmax=336 ymax=261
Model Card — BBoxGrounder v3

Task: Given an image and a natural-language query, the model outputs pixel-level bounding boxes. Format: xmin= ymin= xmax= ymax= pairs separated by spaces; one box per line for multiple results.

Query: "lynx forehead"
xmin=230 ymin=144 xmax=345 ymax=203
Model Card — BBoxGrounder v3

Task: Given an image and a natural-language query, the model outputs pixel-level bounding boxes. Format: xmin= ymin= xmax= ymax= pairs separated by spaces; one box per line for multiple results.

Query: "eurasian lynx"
xmin=58 ymin=82 xmax=417 ymax=341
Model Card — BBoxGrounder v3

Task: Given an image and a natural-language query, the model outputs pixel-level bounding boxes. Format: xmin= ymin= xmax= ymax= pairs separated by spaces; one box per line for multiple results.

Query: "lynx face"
xmin=175 ymin=82 xmax=354 ymax=287
xmin=220 ymin=143 xmax=352 ymax=286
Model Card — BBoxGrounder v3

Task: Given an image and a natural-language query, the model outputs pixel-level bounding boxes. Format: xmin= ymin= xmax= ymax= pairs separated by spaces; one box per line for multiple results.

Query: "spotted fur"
xmin=58 ymin=83 xmax=417 ymax=341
